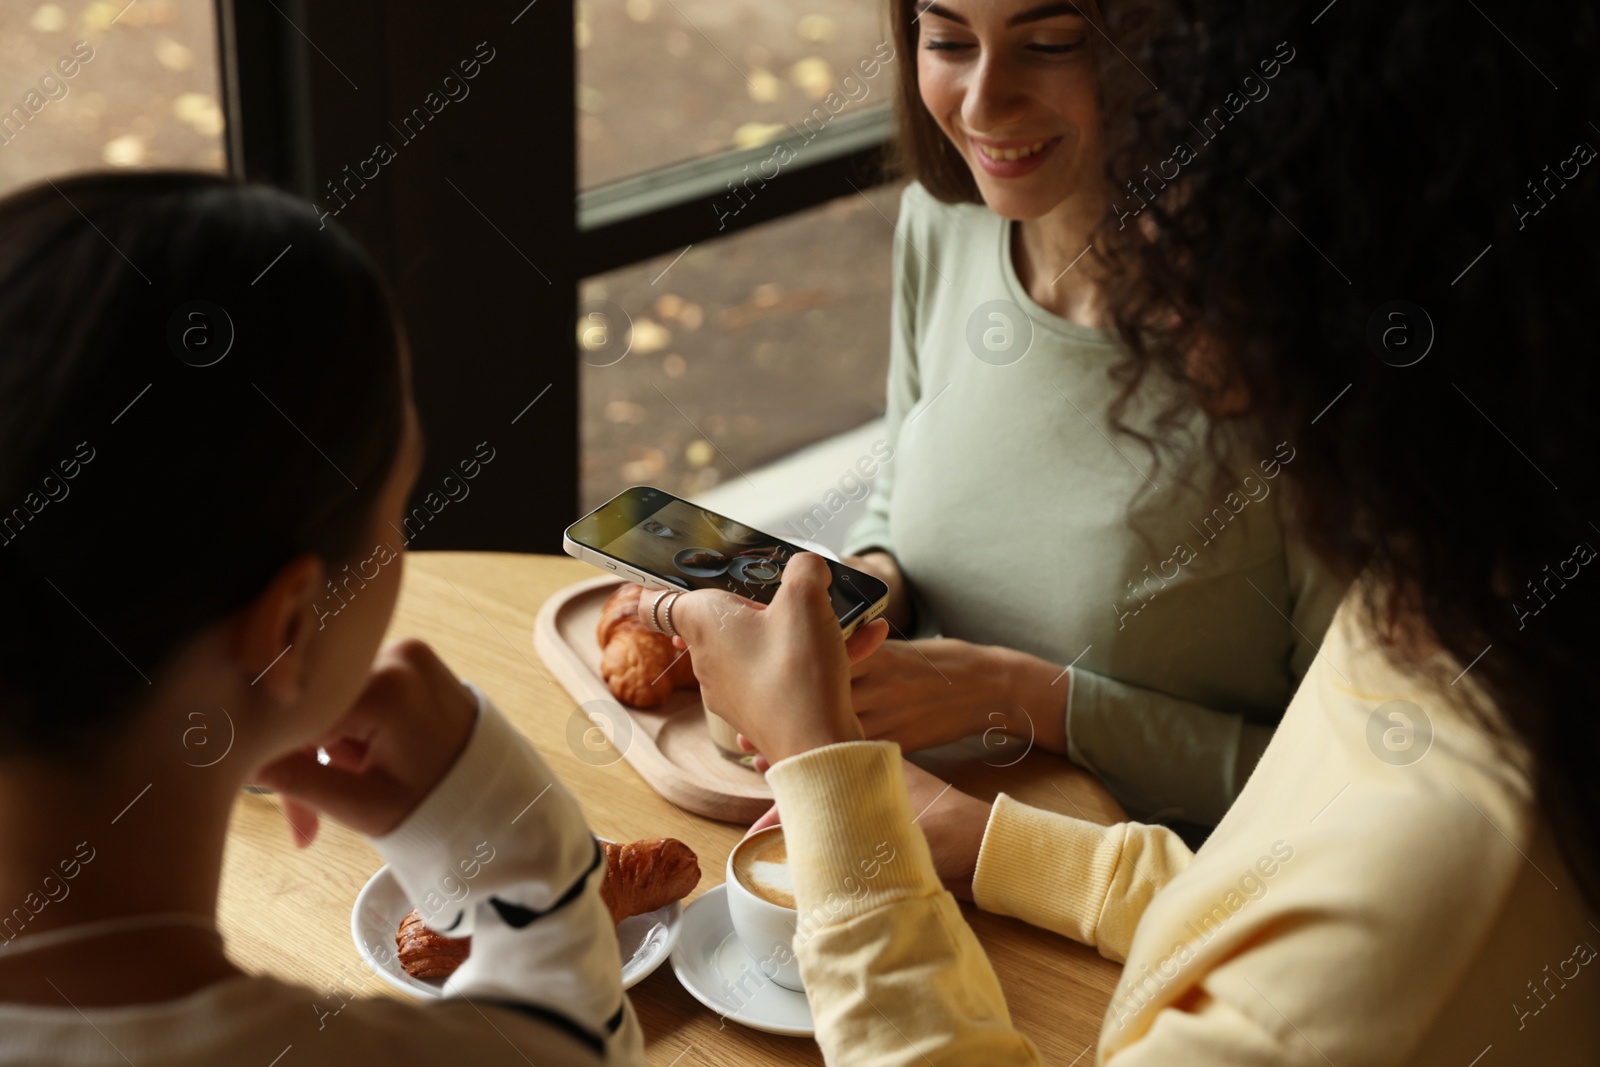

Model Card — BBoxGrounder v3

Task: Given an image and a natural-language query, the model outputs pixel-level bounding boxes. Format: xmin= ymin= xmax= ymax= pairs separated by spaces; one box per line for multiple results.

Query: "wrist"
xmin=764 ymin=710 xmax=865 ymax=764
xmin=993 ymin=646 xmax=1070 ymax=753
xmin=931 ymin=792 xmax=993 ymax=902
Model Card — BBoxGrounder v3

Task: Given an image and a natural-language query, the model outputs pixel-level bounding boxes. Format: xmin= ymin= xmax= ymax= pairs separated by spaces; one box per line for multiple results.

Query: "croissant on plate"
xmin=396 ymin=909 xmax=472 ymax=979
xmin=395 ymin=837 xmax=701 ymax=979
xmin=596 ymin=583 xmax=696 ymax=708
xmin=597 ymin=837 xmax=701 ymax=925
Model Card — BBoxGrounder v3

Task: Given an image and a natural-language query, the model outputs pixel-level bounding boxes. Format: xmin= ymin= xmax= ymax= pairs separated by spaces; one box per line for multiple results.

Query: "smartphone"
xmin=564 ymin=485 xmax=890 ymax=638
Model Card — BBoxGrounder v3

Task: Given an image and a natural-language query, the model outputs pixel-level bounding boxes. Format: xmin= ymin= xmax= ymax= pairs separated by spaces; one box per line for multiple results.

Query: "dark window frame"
xmin=216 ymin=0 xmax=893 ymax=551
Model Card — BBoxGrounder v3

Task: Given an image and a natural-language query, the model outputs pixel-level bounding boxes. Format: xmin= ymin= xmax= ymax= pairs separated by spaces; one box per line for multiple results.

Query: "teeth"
xmin=978 ymin=140 xmax=1048 ymax=162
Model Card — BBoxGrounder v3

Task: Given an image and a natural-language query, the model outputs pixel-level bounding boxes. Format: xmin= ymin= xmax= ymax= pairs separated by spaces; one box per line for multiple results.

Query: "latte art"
xmin=732 ymin=828 xmax=795 ymax=910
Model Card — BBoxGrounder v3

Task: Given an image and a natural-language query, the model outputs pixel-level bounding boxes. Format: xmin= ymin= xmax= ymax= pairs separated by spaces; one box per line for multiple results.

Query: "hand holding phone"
xmin=564 ymin=486 xmax=890 ymax=638
xmin=651 ymin=553 xmax=890 ymax=764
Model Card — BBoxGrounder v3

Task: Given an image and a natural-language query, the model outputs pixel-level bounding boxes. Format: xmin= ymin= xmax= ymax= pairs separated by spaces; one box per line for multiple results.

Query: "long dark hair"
xmin=0 ymin=171 xmax=405 ymax=755
xmin=887 ymin=0 xmax=983 ymax=203
xmin=1092 ymin=1 xmax=1600 ymax=907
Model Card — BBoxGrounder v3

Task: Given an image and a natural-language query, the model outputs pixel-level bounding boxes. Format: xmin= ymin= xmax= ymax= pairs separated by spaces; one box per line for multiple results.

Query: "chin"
xmin=973 ymin=185 xmax=1065 ymax=221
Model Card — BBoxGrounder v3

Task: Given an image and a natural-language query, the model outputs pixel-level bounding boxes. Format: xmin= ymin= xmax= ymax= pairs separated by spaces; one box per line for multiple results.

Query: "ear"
xmin=232 ymin=553 xmax=327 ymax=705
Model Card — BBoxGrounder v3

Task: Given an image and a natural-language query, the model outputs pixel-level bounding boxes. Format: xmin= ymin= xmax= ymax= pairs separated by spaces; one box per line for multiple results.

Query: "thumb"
xmin=844 ymin=617 xmax=889 ymax=664
xmin=772 ymin=552 xmax=834 ymax=611
xmin=747 ymin=803 xmax=782 ymax=833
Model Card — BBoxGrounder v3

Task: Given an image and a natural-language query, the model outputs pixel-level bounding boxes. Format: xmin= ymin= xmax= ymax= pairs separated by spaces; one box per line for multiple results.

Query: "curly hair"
xmin=1091 ymin=0 xmax=1600 ymax=908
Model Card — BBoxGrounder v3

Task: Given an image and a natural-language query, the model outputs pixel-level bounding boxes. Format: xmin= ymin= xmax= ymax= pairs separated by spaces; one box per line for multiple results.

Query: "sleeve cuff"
xmin=370 ymin=682 xmax=598 ymax=935
xmin=1063 ymin=665 xmax=1106 ymax=774
xmin=765 ymin=740 xmax=944 ymax=924
xmin=841 ymin=534 xmax=893 ymax=559
xmin=1063 ymin=665 xmax=1088 ymax=768
xmin=972 ymin=793 xmax=1125 ymax=947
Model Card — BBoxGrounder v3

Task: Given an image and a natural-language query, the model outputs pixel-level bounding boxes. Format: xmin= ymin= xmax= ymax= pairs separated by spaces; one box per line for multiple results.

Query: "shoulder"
xmin=188 ymin=977 xmax=630 ymax=1066
xmin=895 ymin=180 xmax=1000 ymax=263
xmin=898 ymin=179 xmax=995 ymax=230
xmin=1288 ymin=609 xmax=1539 ymax=921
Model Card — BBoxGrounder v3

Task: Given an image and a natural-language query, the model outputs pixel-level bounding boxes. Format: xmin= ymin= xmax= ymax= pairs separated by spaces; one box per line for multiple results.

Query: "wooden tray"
xmin=533 ymin=575 xmax=773 ymax=823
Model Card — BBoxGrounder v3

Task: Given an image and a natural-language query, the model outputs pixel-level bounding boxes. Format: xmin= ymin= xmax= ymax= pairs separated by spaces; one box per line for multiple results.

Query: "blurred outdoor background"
xmin=0 ymin=0 xmax=902 ymax=531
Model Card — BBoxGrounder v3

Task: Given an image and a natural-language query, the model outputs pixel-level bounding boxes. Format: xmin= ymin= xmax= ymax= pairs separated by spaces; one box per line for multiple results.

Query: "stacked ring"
xmin=646 ymin=589 xmax=684 ymax=637
xmin=659 ymin=591 xmax=683 ymax=638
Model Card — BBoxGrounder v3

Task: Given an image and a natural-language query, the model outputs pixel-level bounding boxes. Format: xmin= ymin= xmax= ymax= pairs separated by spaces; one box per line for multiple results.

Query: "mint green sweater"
xmin=845 ymin=182 xmax=1343 ymax=826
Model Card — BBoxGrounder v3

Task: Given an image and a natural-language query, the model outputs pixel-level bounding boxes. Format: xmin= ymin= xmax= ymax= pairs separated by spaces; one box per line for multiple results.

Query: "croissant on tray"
xmin=395 ymin=837 xmax=702 ymax=980
xmin=596 ymin=583 xmax=696 ymax=708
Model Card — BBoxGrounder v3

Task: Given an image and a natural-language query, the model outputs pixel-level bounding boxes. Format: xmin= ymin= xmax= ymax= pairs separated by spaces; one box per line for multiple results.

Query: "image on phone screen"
xmin=567 ymin=487 xmax=886 ymax=628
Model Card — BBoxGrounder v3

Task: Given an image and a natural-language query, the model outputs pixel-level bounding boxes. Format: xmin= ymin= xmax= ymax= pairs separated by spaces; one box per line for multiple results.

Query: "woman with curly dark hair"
xmin=836 ymin=0 xmax=1343 ymax=837
xmin=663 ymin=0 xmax=1600 ymax=1063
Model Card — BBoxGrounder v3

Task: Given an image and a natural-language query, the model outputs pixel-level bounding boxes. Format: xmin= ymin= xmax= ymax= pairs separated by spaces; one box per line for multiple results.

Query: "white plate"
xmin=351 ymin=861 xmax=682 ymax=998
xmin=727 ymin=555 xmax=785 ymax=586
xmin=669 ymin=885 xmax=814 ymax=1037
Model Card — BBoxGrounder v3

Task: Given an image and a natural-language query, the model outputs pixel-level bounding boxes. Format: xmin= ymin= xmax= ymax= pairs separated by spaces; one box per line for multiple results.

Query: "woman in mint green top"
xmin=834 ymin=0 xmax=1341 ymax=828
xmin=842 ymin=183 xmax=1340 ymax=827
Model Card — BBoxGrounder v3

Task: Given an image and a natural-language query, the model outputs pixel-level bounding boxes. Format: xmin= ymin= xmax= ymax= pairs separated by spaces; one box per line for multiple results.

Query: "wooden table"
xmin=219 ymin=552 xmax=1126 ymax=1064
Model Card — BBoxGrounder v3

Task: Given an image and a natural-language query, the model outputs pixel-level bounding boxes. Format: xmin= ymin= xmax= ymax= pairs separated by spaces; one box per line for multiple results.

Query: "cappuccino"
xmin=731 ymin=828 xmax=795 ymax=910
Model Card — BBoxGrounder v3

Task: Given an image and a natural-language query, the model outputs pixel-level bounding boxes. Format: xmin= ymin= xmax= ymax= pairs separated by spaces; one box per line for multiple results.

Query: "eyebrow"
xmin=917 ymin=2 xmax=1086 ymax=26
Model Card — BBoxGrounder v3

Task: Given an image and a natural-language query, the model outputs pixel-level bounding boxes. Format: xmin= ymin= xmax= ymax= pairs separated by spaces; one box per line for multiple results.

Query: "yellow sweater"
xmin=767 ymin=596 xmax=1600 ymax=1065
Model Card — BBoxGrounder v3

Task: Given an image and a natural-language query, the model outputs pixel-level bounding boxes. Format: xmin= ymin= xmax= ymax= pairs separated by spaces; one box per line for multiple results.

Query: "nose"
xmin=961 ymin=52 xmax=1029 ymax=136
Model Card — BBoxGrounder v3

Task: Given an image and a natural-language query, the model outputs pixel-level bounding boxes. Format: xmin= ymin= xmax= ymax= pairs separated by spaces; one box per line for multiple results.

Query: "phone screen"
xmin=567 ymin=486 xmax=888 ymax=627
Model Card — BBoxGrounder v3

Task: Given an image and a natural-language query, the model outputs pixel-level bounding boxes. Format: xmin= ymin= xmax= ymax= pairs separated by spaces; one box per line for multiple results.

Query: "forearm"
xmin=991 ymin=647 xmax=1071 ymax=755
xmin=1067 ymin=670 xmax=1276 ymax=825
xmin=371 ymin=686 xmax=636 ymax=1057
xmin=768 ymin=741 xmax=1042 ymax=1067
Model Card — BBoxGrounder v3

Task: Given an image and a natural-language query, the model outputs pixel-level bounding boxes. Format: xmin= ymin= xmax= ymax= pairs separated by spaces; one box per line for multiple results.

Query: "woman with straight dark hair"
xmin=0 ymin=172 xmax=646 ymax=1065
xmin=658 ymin=0 xmax=1600 ymax=1062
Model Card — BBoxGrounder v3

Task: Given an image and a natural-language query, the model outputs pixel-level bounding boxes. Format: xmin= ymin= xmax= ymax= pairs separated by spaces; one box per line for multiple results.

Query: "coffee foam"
xmin=734 ymin=831 xmax=795 ymax=910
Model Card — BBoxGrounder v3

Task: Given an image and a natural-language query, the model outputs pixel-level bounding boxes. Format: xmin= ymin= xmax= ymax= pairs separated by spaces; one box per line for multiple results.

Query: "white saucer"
xmin=668 ymin=885 xmax=814 ymax=1037
xmin=352 ymin=862 xmax=682 ymax=998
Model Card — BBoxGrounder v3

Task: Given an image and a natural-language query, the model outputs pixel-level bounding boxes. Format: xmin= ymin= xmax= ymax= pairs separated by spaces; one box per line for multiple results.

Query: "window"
xmin=577 ymin=0 xmax=893 ymax=189
xmin=0 ymin=1 xmax=224 ymax=195
xmin=215 ymin=2 xmax=901 ymax=549
xmin=577 ymin=1 xmax=902 ymax=535
xmin=580 ymin=180 xmax=903 ymax=513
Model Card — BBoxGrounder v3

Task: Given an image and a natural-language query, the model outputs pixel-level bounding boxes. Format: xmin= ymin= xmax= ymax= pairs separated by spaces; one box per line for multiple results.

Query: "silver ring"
xmin=647 ymin=590 xmax=667 ymax=634
xmin=660 ymin=591 xmax=682 ymax=638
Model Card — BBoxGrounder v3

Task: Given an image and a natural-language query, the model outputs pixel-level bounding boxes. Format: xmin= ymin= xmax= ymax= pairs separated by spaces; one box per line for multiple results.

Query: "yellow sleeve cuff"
xmin=973 ymin=793 xmax=1126 ymax=951
xmin=765 ymin=741 xmax=944 ymax=924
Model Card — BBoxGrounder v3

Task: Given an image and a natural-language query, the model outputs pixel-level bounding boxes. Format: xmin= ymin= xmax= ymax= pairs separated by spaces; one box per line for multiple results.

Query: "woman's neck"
xmin=1011 ymin=191 xmax=1107 ymax=328
xmin=0 ymin=731 xmax=246 ymax=1005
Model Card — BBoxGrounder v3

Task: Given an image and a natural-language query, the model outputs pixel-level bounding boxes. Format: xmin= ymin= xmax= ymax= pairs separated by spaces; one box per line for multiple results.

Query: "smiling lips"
xmin=969 ymin=135 xmax=1062 ymax=177
xmin=977 ymin=140 xmax=1048 ymax=161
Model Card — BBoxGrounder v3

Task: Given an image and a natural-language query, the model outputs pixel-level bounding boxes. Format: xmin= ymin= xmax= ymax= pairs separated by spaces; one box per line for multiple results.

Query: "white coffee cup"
xmin=724 ymin=825 xmax=803 ymax=992
xmin=705 ymin=709 xmax=743 ymax=754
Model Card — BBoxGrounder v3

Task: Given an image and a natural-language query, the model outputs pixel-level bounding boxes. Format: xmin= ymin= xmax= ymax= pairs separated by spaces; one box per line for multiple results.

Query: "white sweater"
xmin=0 ymin=689 xmax=646 ymax=1066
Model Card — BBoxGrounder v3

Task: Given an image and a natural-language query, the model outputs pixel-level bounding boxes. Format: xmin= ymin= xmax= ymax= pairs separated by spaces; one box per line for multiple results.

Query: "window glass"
xmin=577 ymin=0 xmax=895 ymax=189
xmin=580 ymin=180 xmax=904 ymax=512
xmin=0 ymin=0 xmax=225 ymax=195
